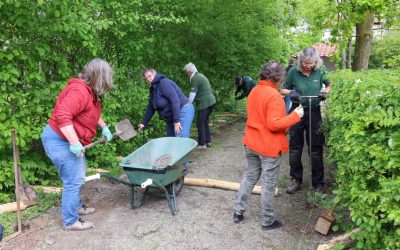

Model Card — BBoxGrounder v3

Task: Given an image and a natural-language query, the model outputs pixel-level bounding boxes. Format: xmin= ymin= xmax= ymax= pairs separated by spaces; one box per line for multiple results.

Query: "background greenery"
xmin=1 ymin=0 xmax=400 ymax=248
xmin=0 ymin=0 xmax=294 ymax=202
xmin=325 ymin=70 xmax=400 ymax=249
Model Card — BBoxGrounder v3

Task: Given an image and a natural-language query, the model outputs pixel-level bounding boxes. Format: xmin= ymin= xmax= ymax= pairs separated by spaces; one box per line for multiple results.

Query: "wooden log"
xmin=0 ymin=200 xmax=36 ymax=214
xmin=33 ymin=186 xmax=63 ymax=193
xmin=184 ymin=177 xmax=262 ymax=194
xmin=87 ymin=168 xmax=110 ymax=173
xmin=317 ymin=228 xmax=361 ymax=250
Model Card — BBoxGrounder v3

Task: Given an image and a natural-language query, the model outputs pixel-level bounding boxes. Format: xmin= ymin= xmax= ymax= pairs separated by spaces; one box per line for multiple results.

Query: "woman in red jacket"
xmin=233 ymin=61 xmax=304 ymax=230
xmin=41 ymin=59 xmax=114 ymax=230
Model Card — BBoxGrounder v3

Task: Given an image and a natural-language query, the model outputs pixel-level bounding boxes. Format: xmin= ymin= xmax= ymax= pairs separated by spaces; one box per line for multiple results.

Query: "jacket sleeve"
xmin=265 ymin=93 xmax=300 ymax=132
xmin=53 ymin=87 xmax=87 ymax=128
xmin=282 ymin=68 xmax=294 ymax=90
xmin=161 ymin=79 xmax=181 ymax=123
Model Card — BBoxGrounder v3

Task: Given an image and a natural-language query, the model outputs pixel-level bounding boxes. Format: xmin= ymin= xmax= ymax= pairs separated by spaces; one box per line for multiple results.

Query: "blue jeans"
xmin=41 ymin=125 xmax=86 ymax=226
xmin=284 ymin=96 xmax=291 ymax=115
xmin=166 ymin=103 xmax=195 ymax=138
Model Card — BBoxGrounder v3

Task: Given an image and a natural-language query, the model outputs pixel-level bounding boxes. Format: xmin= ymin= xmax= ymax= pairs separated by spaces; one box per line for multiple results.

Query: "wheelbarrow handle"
xmin=84 ymin=132 xmax=121 ymax=150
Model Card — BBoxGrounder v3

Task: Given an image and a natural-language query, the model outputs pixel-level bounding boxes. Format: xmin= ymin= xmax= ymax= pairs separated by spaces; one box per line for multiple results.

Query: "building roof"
xmin=293 ymin=43 xmax=338 ymax=58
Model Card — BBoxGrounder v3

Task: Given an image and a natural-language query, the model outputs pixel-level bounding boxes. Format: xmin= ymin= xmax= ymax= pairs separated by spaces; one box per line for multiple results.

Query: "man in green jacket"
xmin=183 ymin=62 xmax=216 ymax=150
xmin=235 ymin=75 xmax=256 ymax=100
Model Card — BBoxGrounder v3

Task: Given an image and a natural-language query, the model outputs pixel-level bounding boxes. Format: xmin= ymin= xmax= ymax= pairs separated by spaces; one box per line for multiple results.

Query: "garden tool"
xmin=84 ymin=119 xmax=136 ymax=150
xmin=300 ymin=96 xmax=320 ymax=208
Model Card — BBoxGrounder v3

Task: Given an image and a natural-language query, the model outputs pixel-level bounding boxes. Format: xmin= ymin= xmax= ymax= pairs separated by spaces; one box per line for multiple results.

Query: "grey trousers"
xmin=234 ymin=146 xmax=281 ymax=226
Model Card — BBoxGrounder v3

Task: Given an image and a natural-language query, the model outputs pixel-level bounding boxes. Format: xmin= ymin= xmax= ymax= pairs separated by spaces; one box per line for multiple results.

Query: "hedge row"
xmin=326 ymin=70 xmax=400 ymax=249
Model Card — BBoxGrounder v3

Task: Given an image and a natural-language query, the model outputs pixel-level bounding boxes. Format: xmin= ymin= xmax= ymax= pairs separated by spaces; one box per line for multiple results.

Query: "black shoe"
xmin=286 ymin=179 xmax=301 ymax=194
xmin=233 ymin=213 xmax=243 ymax=223
xmin=262 ymin=220 xmax=282 ymax=231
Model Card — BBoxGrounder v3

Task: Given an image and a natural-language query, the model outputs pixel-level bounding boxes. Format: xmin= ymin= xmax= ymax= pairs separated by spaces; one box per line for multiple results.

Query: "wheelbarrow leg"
xmin=150 ymin=179 xmax=178 ymax=215
xmin=131 ymin=186 xmax=147 ymax=209
xmin=166 ymin=182 xmax=178 ymax=215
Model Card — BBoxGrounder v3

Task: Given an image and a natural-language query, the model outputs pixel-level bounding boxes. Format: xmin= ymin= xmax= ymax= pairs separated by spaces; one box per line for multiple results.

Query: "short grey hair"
xmin=141 ymin=68 xmax=157 ymax=78
xmin=183 ymin=62 xmax=198 ymax=73
xmin=79 ymin=58 xmax=114 ymax=96
xmin=297 ymin=47 xmax=323 ymax=71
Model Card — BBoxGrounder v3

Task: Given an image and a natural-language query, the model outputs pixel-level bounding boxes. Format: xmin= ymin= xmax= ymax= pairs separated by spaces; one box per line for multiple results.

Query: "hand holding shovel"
xmin=84 ymin=119 xmax=136 ymax=150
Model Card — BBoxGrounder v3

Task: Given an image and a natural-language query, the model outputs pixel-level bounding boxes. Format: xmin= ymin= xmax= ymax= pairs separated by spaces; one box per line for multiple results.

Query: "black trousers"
xmin=196 ymin=105 xmax=214 ymax=146
xmin=288 ymin=105 xmax=325 ymax=187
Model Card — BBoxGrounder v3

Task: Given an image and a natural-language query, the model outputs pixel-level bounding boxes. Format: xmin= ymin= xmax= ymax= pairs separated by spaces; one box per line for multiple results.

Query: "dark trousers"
xmin=288 ymin=105 xmax=325 ymax=187
xmin=196 ymin=105 xmax=214 ymax=146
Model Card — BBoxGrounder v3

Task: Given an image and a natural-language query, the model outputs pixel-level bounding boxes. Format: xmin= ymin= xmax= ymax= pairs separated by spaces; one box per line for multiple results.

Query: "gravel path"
xmin=1 ymin=119 xmax=334 ymax=250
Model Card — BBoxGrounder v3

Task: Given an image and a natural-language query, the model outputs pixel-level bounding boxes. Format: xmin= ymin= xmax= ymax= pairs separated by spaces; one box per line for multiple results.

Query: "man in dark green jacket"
xmin=235 ymin=76 xmax=255 ymax=100
xmin=184 ymin=62 xmax=216 ymax=150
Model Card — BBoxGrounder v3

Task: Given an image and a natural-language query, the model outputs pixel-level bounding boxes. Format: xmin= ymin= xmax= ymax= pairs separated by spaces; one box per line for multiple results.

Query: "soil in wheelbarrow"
xmin=1 ymin=119 xmax=338 ymax=250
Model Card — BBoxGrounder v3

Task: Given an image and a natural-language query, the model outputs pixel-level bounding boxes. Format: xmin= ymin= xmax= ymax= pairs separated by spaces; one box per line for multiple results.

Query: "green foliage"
xmin=0 ymin=190 xmax=61 ymax=238
xmin=369 ymin=30 xmax=400 ymax=69
xmin=0 ymin=0 xmax=294 ymax=202
xmin=324 ymin=69 xmax=400 ymax=249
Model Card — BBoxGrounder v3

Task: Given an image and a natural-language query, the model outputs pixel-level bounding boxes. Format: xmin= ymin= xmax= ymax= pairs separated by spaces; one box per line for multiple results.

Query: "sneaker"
xmin=286 ymin=179 xmax=301 ymax=194
xmin=196 ymin=145 xmax=207 ymax=150
xmin=233 ymin=213 xmax=243 ymax=224
xmin=64 ymin=218 xmax=94 ymax=231
xmin=262 ymin=220 xmax=282 ymax=231
xmin=206 ymin=142 xmax=212 ymax=147
xmin=78 ymin=205 xmax=95 ymax=215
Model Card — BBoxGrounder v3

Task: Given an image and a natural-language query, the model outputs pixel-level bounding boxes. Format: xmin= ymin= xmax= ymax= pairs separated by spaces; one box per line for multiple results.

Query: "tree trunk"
xmin=352 ymin=11 xmax=374 ymax=71
xmin=347 ymin=37 xmax=352 ymax=69
xmin=341 ymin=47 xmax=347 ymax=69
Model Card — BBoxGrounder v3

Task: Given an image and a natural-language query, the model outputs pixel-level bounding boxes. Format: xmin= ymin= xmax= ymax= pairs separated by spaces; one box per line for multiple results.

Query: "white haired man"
xmin=183 ymin=63 xmax=216 ymax=150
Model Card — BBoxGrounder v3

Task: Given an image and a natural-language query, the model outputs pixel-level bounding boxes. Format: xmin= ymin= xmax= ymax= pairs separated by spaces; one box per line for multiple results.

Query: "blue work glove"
xmin=290 ymin=90 xmax=302 ymax=102
xmin=102 ymin=125 xmax=113 ymax=141
xmin=70 ymin=142 xmax=85 ymax=157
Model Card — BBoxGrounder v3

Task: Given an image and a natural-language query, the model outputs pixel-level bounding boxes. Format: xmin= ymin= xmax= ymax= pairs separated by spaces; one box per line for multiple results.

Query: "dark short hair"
xmin=288 ymin=58 xmax=296 ymax=65
xmin=259 ymin=61 xmax=285 ymax=83
xmin=235 ymin=76 xmax=242 ymax=85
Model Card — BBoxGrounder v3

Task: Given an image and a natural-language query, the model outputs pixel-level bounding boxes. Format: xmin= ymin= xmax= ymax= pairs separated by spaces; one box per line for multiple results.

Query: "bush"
xmin=325 ymin=70 xmax=400 ymax=249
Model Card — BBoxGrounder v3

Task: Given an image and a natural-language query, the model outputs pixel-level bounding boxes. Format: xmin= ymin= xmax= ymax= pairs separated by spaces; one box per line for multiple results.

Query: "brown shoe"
xmin=64 ymin=218 xmax=93 ymax=231
xmin=78 ymin=205 xmax=95 ymax=215
xmin=286 ymin=179 xmax=301 ymax=194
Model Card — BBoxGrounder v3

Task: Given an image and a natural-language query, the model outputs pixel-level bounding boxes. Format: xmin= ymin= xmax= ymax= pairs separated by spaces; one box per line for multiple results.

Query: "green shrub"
xmin=325 ymin=69 xmax=400 ymax=249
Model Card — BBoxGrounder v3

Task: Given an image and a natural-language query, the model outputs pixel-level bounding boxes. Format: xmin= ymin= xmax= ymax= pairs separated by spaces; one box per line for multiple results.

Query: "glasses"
xmin=302 ymin=62 xmax=315 ymax=67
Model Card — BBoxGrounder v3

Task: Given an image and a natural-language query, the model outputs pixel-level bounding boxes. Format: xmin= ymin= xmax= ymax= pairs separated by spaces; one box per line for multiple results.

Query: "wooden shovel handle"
xmin=84 ymin=137 xmax=108 ymax=150
xmin=84 ymin=131 xmax=123 ymax=150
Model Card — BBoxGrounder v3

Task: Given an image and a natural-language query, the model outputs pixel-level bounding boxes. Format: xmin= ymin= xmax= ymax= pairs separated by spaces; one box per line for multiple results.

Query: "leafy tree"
xmin=369 ymin=30 xmax=400 ymax=69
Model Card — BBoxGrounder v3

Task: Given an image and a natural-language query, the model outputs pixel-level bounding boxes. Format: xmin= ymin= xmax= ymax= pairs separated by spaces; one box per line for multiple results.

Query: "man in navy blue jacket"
xmin=138 ymin=68 xmax=195 ymax=138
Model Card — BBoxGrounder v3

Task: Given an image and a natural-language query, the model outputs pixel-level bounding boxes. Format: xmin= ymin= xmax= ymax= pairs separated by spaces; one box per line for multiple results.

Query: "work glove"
xmin=290 ymin=90 xmax=302 ymax=102
xmin=318 ymin=92 xmax=328 ymax=101
xmin=294 ymin=106 xmax=304 ymax=118
xmin=70 ymin=142 xmax=85 ymax=157
xmin=102 ymin=125 xmax=113 ymax=141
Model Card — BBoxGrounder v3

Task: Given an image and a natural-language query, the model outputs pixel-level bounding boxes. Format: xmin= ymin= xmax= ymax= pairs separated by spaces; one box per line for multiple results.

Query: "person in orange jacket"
xmin=233 ymin=61 xmax=304 ymax=230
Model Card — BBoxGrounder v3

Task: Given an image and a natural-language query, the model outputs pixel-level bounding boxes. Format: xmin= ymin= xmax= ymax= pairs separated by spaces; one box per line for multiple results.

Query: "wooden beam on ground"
xmin=317 ymin=228 xmax=361 ymax=250
xmin=184 ymin=177 xmax=262 ymax=194
xmin=0 ymin=200 xmax=36 ymax=214
xmin=33 ymin=186 xmax=63 ymax=193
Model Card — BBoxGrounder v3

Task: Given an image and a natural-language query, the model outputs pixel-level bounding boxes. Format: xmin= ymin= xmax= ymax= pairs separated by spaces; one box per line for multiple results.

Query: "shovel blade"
xmin=115 ymin=119 xmax=136 ymax=141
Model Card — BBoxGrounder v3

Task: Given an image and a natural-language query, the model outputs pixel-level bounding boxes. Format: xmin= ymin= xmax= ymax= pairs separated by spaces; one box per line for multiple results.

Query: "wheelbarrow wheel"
xmin=167 ymin=176 xmax=184 ymax=196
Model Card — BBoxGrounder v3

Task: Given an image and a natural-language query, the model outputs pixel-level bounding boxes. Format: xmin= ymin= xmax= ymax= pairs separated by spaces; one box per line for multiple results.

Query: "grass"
xmin=0 ymin=190 xmax=61 ymax=239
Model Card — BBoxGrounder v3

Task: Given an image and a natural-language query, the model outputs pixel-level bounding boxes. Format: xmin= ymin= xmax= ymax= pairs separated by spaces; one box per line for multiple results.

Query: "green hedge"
xmin=325 ymin=70 xmax=400 ymax=249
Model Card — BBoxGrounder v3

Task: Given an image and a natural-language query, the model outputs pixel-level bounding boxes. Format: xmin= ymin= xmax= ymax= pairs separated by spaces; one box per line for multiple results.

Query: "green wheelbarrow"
xmin=102 ymin=137 xmax=197 ymax=215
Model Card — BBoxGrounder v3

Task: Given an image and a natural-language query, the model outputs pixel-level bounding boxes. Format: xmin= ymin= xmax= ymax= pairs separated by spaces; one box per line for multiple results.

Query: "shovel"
xmin=84 ymin=119 xmax=136 ymax=150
